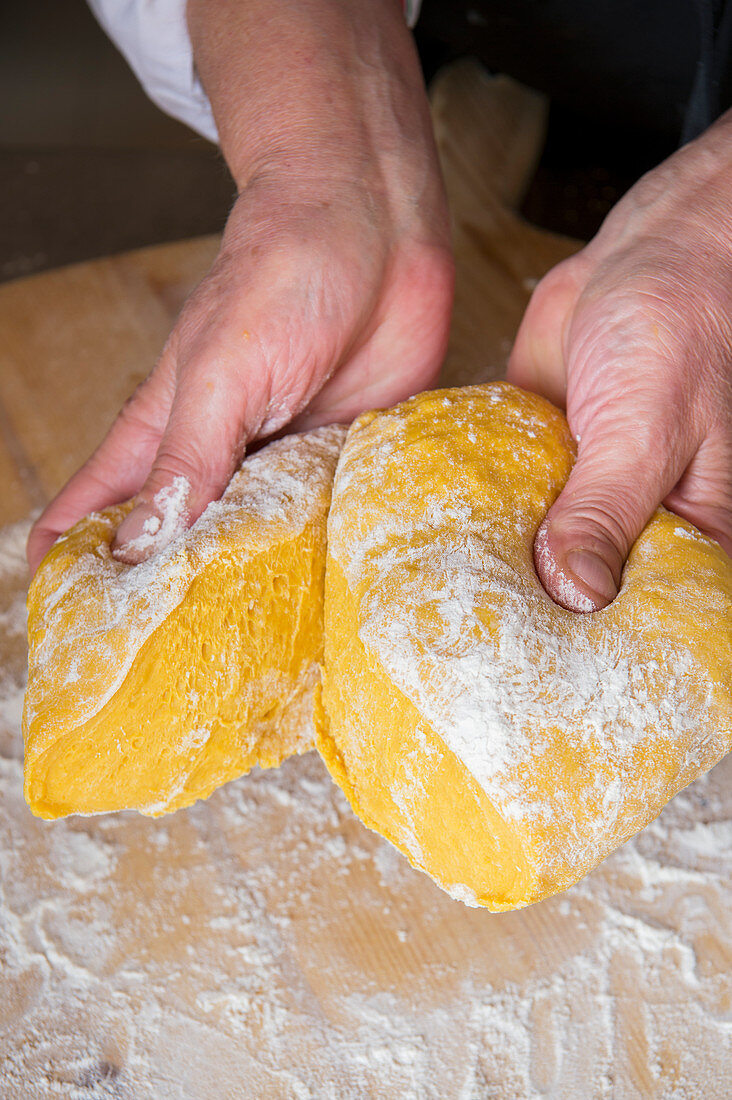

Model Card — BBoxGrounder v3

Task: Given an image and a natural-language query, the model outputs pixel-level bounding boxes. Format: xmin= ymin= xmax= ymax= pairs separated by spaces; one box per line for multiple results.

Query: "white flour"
xmin=1 ymin=519 xmax=730 ymax=1098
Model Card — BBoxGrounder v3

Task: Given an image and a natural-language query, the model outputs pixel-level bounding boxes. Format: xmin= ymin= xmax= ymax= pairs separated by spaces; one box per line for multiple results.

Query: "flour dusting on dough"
xmin=327 ymin=383 xmax=732 ymax=899
xmin=24 ymin=426 xmax=346 ymax=756
xmin=1 ymin=517 xmax=731 ymax=1096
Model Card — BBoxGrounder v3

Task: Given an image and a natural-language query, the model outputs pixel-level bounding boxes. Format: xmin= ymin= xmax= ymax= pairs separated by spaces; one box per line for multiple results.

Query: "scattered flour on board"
xmin=1 ymin=519 xmax=731 ymax=1098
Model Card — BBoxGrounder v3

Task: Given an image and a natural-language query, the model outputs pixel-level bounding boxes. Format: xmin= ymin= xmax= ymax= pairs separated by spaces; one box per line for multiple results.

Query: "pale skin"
xmin=27 ymin=0 xmax=732 ymax=614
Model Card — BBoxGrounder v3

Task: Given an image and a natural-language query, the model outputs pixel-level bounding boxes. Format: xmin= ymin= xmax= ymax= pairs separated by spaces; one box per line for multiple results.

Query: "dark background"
xmin=1 ymin=0 xmax=678 ymax=284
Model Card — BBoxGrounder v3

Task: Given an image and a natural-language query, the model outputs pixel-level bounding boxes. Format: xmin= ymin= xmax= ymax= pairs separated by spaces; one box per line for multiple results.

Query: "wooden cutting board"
xmin=0 ymin=63 xmax=728 ymax=1099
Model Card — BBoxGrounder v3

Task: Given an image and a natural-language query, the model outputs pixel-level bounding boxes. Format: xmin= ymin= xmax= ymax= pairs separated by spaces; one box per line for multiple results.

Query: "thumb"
xmin=535 ymin=421 xmax=684 ymax=613
xmin=112 ymin=364 xmax=258 ymax=564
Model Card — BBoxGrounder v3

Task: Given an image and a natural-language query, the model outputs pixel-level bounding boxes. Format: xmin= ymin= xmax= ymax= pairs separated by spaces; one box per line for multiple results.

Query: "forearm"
xmin=186 ymin=0 xmax=435 ymax=201
xmin=29 ymin=0 xmax=454 ymax=574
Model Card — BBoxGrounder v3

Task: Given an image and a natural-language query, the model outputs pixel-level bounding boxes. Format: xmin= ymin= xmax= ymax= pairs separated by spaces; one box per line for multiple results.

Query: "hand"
xmin=508 ymin=110 xmax=732 ymax=612
xmin=27 ymin=0 xmax=453 ymax=574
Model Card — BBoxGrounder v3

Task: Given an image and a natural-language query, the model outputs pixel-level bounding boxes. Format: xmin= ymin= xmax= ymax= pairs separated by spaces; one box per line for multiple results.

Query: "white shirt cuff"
xmin=87 ymin=0 xmax=219 ymax=144
xmin=404 ymin=0 xmax=423 ymax=28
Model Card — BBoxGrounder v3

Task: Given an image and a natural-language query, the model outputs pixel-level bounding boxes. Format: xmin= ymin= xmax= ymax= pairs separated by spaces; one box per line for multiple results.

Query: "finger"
xmin=111 ymin=362 xmax=260 ymax=564
xmin=664 ymin=432 xmax=732 ymax=557
xmin=535 ymin=405 xmax=691 ymax=613
xmin=27 ymin=369 xmax=174 ymax=574
xmin=506 ymin=255 xmax=586 ymax=408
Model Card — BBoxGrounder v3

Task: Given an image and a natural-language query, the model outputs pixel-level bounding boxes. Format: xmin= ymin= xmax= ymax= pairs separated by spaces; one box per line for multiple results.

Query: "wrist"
xmin=187 ymin=0 xmax=427 ymax=196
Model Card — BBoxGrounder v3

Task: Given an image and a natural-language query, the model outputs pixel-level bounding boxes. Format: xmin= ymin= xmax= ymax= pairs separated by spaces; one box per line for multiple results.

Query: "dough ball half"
xmin=317 ymin=383 xmax=732 ymax=910
xmin=24 ymin=426 xmax=345 ymax=818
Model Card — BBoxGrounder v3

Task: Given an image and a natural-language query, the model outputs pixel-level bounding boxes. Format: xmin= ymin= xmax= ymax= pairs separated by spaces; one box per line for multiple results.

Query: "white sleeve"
xmin=404 ymin=0 xmax=422 ymax=28
xmin=87 ymin=0 xmax=219 ymax=144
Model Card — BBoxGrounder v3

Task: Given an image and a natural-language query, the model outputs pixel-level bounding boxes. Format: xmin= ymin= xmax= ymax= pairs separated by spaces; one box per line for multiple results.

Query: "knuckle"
xmin=148 ymin=438 xmax=232 ymax=501
xmin=532 ymin=253 xmax=586 ymax=304
xmin=116 ymin=377 xmax=167 ymax=438
xmin=573 ymin=504 xmax=634 ymax=560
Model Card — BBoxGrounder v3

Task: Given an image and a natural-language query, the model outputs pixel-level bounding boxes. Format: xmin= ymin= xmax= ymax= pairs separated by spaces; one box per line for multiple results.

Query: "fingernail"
xmin=565 ymin=549 xmax=618 ymax=610
xmin=112 ymin=504 xmax=163 ymax=565
xmin=112 ymin=477 xmax=191 ymax=564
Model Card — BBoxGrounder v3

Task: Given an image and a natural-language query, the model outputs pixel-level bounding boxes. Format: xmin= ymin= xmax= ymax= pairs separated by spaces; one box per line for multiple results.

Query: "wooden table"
xmin=0 ymin=64 xmax=729 ymax=1099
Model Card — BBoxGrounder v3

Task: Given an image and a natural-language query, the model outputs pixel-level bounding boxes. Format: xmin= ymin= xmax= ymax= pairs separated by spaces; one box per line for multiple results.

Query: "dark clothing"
xmin=417 ymin=0 xmax=732 ymax=144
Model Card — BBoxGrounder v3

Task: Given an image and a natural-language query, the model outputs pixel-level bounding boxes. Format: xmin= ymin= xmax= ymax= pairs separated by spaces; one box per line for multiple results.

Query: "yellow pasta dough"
xmin=317 ymin=383 xmax=732 ymax=910
xmin=24 ymin=426 xmax=345 ymax=819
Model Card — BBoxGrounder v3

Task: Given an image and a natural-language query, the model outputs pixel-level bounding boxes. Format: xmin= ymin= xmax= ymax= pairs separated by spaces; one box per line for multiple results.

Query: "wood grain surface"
xmin=0 ymin=63 xmax=729 ymax=1099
